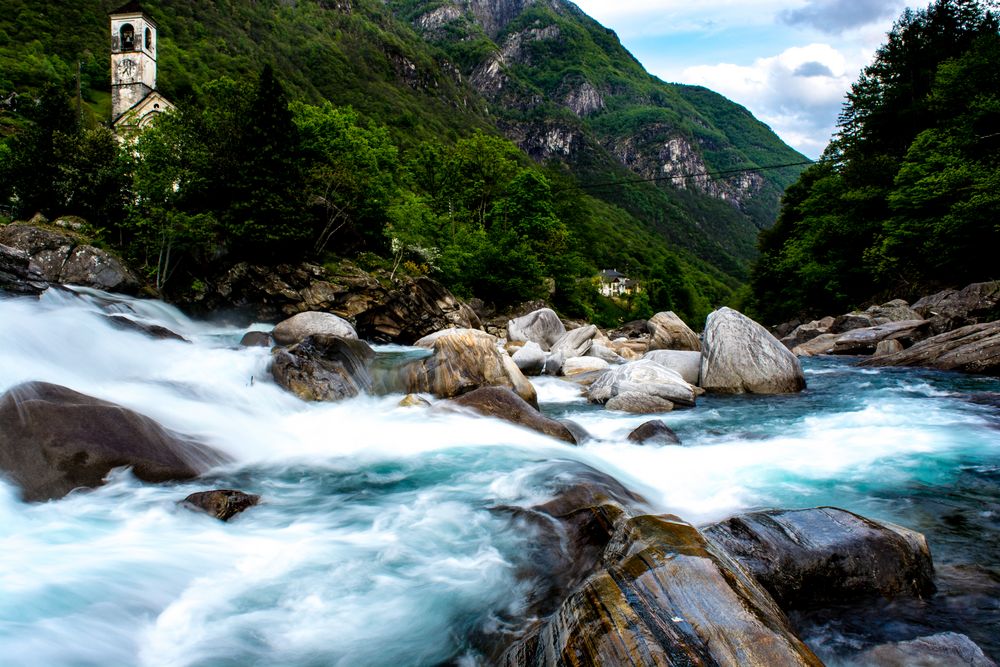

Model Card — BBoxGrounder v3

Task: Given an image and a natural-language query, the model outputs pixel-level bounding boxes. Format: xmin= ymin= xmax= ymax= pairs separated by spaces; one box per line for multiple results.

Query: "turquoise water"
xmin=0 ymin=289 xmax=997 ymax=665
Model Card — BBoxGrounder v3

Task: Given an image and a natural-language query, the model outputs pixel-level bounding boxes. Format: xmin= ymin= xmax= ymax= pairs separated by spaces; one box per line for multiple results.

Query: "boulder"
xmin=860 ymin=320 xmax=1000 ymax=375
xmin=507 ymin=308 xmax=566 ymax=350
xmin=627 ymin=420 xmax=681 ymax=445
xmin=606 ymin=319 xmax=648 ymax=340
xmin=446 ymin=387 xmax=575 ymax=444
xmin=607 ymin=338 xmax=646 ymax=360
xmin=104 ymin=314 xmax=188 ymax=342
xmin=874 ymin=338 xmax=904 ymax=357
xmin=646 ymin=311 xmax=700 ymax=351
xmin=0 ymin=223 xmax=138 ymax=293
xmin=642 ymin=349 xmax=701 ymax=385
xmin=831 ymin=319 xmax=929 ymax=355
xmin=0 ymin=382 xmax=228 ymax=502
xmin=239 ymin=331 xmax=272 ymax=347
xmin=865 ymin=299 xmax=922 ymax=323
xmin=780 ymin=316 xmax=835 ymax=349
xmin=271 ymin=311 xmax=358 ymax=345
xmin=382 ymin=329 xmax=537 ymax=406
xmin=398 ymin=393 xmax=431 ymax=408
xmin=588 ymin=359 xmax=697 ymax=407
xmin=271 ymin=335 xmax=375 ymax=402
xmin=704 ymin=507 xmax=935 ymax=609
xmin=181 ymin=489 xmax=260 ymax=521
xmin=550 ymin=324 xmax=597 ymax=359
xmin=792 ymin=332 xmax=840 ymax=357
xmin=511 ymin=340 xmax=546 ymax=376
xmin=585 ymin=342 xmax=625 ymax=364
xmin=503 ymin=513 xmax=822 ymax=667
xmin=558 ymin=419 xmax=592 ymax=445
xmin=912 ymin=281 xmax=1000 ymax=334
xmin=849 ymin=632 xmax=996 ymax=667
xmin=700 ymin=307 xmax=806 ymax=394
xmin=561 ymin=356 xmax=609 ymax=377
xmin=354 ymin=276 xmax=481 ymax=344
xmin=830 ymin=312 xmax=877 ymax=334
xmin=605 ymin=392 xmax=674 ymax=414
xmin=0 ymin=243 xmax=47 ymax=295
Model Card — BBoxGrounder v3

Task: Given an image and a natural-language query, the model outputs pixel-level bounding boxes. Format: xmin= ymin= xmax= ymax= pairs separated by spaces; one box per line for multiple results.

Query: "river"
xmin=1 ymin=287 xmax=997 ymax=666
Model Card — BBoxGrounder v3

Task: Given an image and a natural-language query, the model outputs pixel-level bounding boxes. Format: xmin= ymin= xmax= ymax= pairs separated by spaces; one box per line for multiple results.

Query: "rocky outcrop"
xmin=780 ymin=316 xmax=835 ymax=349
xmin=830 ymin=312 xmax=877 ymax=334
xmin=0 ymin=243 xmax=47 ymax=295
xmin=0 ymin=382 xmax=228 ymax=502
xmin=503 ymin=513 xmax=822 ymax=666
xmin=704 ymin=507 xmax=935 ymax=609
xmin=642 ymin=349 xmax=701 ymax=385
xmin=272 ymin=311 xmax=358 ymax=345
xmin=354 ymin=276 xmax=481 ymax=344
xmin=627 ymin=420 xmax=680 ymax=445
xmin=860 ymin=320 xmax=1000 ymax=375
xmin=830 ymin=319 xmax=929 ymax=355
xmin=0 ymin=223 xmax=138 ymax=293
xmin=445 ymin=387 xmax=575 ymax=443
xmin=588 ymin=359 xmax=697 ymax=409
xmin=181 ymin=489 xmax=261 ymax=521
xmin=913 ymin=281 xmax=1000 ymax=335
xmin=864 ymin=298 xmax=922 ymax=323
xmin=382 ymin=328 xmax=538 ymax=405
xmin=550 ymin=324 xmax=597 ymax=359
xmin=647 ymin=311 xmax=700 ymax=351
xmin=701 ymin=307 xmax=806 ymax=394
xmin=791 ymin=332 xmax=840 ymax=357
xmin=271 ymin=335 xmax=374 ymax=402
xmin=507 ymin=308 xmax=565 ymax=350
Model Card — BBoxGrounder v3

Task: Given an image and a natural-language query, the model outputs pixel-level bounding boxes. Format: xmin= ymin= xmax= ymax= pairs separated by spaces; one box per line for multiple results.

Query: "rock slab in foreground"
xmin=701 ymin=307 xmax=806 ymax=394
xmin=181 ymin=489 xmax=261 ymax=521
xmin=0 ymin=382 xmax=228 ymax=502
xmin=704 ymin=507 xmax=936 ymax=610
xmin=861 ymin=320 xmax=1000 ymax=375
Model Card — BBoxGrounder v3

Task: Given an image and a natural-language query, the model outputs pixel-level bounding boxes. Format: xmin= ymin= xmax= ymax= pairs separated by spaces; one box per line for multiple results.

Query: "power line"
xmin=558 ymin=159 xmax=816 ymax=193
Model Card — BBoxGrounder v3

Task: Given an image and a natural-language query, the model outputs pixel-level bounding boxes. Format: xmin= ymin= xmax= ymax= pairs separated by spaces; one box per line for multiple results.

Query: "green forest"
xmin=751 ymin=0 xmax=1000 ymax=323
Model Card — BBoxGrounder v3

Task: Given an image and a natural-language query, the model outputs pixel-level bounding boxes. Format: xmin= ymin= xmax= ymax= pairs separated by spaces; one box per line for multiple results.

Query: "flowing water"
xmin=0 ymin=288 xmax=997 ymax=666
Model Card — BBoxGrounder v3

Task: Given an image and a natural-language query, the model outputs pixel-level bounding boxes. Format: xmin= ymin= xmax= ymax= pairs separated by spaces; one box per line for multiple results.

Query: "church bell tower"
xmin=110 ymin=1 xmax=167 ymax=127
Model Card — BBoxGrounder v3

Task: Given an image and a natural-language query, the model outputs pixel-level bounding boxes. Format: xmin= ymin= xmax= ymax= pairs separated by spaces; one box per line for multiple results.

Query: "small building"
xmin=598 ymin=269 xmax=640 ymax=298
xmin=110 ymin=1 xmax=174 ymax=135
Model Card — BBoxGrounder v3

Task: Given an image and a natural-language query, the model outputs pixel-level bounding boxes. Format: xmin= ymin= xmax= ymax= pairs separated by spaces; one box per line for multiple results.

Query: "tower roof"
xmin=109 ymin=1 xmax=147 ymax=16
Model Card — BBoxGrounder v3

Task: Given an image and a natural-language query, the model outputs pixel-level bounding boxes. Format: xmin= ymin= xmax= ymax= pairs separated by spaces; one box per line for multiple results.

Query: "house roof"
xmin=109 ymin=1 xmax=148 ymax=16
xmin=600 ymin=269 xmax=626 ymax=280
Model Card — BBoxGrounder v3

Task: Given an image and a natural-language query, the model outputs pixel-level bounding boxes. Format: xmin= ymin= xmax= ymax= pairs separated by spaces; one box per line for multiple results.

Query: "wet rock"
xmin=860 ymin=320 xmax=1000 ymax=375
xmin=398 ymin=393 xmax=431 ymax=408
xmin=271 ymin=335 xmax=375 ymax=402
xmin=558 ymin=419 xmax=592 ymax=445
xmin=913 ymin=281 xmax=1000 ymax=334
xmin=588 ymin=359 xmax=697 ymax=407
xmin=642 ymin=349 xmax=701 ymax=385
xmin=701 ymin=307 xmax=806 ymax=394
xmin=605 ymin=391 xmax=674 ymax=414
xmin=446 ymin=387 xmax=575 ymax=444
xmin=181 ymin=489 xmax=260 ymax=521
xmin=353 ymin=276 xmax=481 ymax=344
xmin=511 ymin=341 xmax=546 ymax=376
xmin=59 ymin=245 xmax=140 ymax=293
xmin=104 ymin=314 xmax=188 ymax=342
xmin=504 ymin=513 xmax=822 ymax=667
xmin=0 ymin=382 xmax=228 ymax=502
xmin=852 ymin=632 xmax=997 ymax=667
xmin=507 ymin=308 xmax=565 ymax=350
xmin=792 ymin=332 xmax=840 ymax=357
xmin=382 ymin=329 xmax=537 ymax=406
xmin=627 ymin=420 xmax=681 ymax=445
xmin=0 ymin=243 xmax=47 ymax=295
xmin=646 ymin=310 xmax=700 ymax=351
xmin=831 ymin=319 xmax=929 ymax=355
xmin=272 ymin=311 xmax=358 ymax=345
xmin=239 ymin=331 xmax=272 ymax=347
xmin=874 ymin=338 xmax=904 ymax=357
xmin=704 ymin=507 xmax=936 ymax=610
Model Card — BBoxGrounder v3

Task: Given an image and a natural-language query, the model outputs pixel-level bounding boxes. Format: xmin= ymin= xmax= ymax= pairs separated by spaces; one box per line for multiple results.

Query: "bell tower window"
xmin=145 ymin=28 xmax=153 ymax=50
xmin=120 ymin=24 xmax=135 ymax=51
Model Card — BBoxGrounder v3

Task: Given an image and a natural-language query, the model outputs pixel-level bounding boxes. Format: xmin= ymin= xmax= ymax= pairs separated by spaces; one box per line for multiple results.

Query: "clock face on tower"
xmin=117 ymin=58 xmax=137 ymax=79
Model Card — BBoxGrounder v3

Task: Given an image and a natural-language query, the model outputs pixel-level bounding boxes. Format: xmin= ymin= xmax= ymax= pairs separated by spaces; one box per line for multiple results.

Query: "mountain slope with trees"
xmin=751 ymin=0 xmax=1000 ymax=323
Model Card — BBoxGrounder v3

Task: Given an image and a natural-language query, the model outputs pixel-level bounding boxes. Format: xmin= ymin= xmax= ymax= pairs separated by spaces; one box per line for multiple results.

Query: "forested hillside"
xmin=0 ymin=0 xmax=807 ymax=324
xmin=751 ymin=0 xmax=1000 ymax=323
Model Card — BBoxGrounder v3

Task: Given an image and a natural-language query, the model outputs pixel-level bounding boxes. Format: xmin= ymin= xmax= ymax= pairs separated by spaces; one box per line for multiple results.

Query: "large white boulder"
xmin=272 ymin=311 xmax=358 ymax=345
xmin=647 ymin=311 xmax=700 ymax=351
xmin=700 ymin=307 xmax=805 ymax=394
xmin=643 ymin=350 xmax=701 ymax=385
xmin=588 ymin=359 xmax=697 ymax=407
xmin=507 ymin=308 xmax=566 ymax=350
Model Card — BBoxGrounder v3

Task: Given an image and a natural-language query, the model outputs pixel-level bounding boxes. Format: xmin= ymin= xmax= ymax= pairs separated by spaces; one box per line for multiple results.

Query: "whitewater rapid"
xmin=1 ymin=288 xmax=998 ymax=665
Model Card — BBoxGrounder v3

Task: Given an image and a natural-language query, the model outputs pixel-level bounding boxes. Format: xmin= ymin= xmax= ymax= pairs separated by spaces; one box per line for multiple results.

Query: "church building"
xmin=110 ymin=1 xmax=174 ymax=134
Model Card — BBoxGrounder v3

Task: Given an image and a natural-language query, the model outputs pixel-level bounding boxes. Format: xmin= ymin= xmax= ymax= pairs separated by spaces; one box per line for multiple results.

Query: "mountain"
xmin=0 ymin=0 xmax=807 ymax=319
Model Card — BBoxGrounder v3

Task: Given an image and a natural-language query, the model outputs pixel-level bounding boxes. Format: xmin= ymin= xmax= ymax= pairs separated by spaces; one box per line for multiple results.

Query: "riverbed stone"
xmin=550 ymin=324 xmax=597 ymax=359
xmin=0 ymin=382 xmax=228 ymax=502
xmin=507 ymin=308 xmax=565 ymax=350
xmin=627 ymin=420 xmax=681 ymax=445
xmin=561 ymin=356 xmax=609 ymax=377
xmin=0 ymin=243 xmax=47 ymax=295
xmin=849 ymin=632 xmax=996 ymax=667
xmin=272 ymin=311 xmax=358 ymax=345
xmin=181 ymin=489 xmax=261 ymax=521
xmin=831 ymin=319 xmax=929 ymax=355
xmin=647 ymin=311 xmax=700 ymax=351
xmin=874 ymin=338 xmax=904 ymax=357
xmin=642 ymin=349 xmax=701 ymax=385
xmin=446 ymin=387 xmax=575 ymax=444
xmin=704 ymin=507 xmax=936 ymax=609
xmin=860 ymin=320 xmax=1000 ymax=375
xmin=240 ymin=331 xmax=272 ymax=347
xmin=792 ymin=332 xmax=840 ymax=357
xmin=271 ymin=335 xmax=374 ymax=402
xmin=588 ymin=359 xmax=697 ymax=408
xmin=913 ymin=281 xmax=1000 ymax=334
xmin=605 ymin=392 xmax=674 ymax=414
xmin=511 ymin=341 xmax=546 ymax=376
xmin=701 ymin=307 xmax=806 ymax=394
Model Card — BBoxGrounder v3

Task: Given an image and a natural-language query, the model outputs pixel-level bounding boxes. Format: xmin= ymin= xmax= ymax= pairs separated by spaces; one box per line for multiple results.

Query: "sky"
xmin=572 ymin=0 xmax=925 ymax=158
